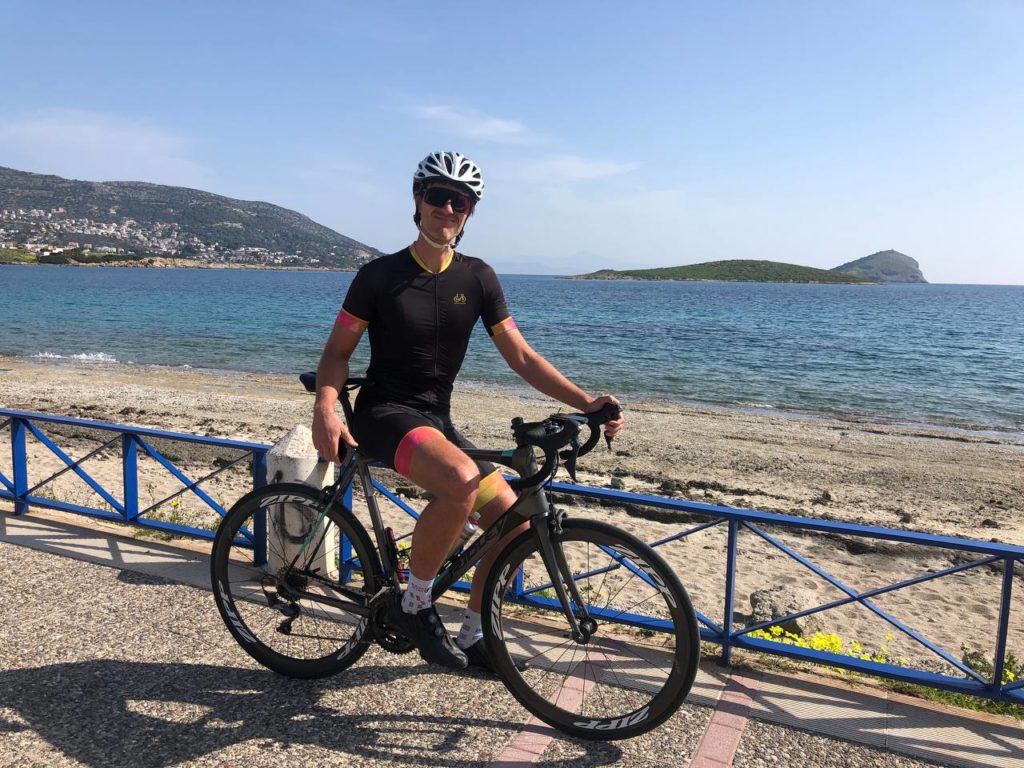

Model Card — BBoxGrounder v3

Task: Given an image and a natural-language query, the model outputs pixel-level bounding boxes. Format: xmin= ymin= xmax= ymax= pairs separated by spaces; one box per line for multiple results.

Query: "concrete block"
xmin=265 ymin=425 xmax=336 ymax=578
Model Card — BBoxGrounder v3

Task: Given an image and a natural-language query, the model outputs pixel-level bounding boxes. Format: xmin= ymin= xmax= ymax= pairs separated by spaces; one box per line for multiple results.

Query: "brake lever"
xmin=559 ymin=434 xmax=582 ymax=482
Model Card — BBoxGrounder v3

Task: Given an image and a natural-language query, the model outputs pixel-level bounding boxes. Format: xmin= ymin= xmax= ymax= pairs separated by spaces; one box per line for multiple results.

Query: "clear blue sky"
xmin=4 ymin=1 xmax=1022 ymax=283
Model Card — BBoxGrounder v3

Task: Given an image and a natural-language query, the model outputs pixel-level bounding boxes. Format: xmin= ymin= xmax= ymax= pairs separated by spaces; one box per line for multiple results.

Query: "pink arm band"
xmin=489 ymin=317 xmax=518 ymax=337
xmin=336 ymin=308 xmax=368 ymax=334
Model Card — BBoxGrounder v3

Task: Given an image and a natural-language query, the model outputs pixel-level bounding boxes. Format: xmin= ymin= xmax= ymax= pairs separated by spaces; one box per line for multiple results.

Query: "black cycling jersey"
xmin=338 ymin=247 xmax=515 ymax=411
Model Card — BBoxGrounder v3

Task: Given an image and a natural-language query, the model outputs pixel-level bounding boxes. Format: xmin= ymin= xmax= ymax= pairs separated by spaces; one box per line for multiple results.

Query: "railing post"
xmin=122 ymin=434 xmax=139 ymax=521
xmin=991 ymin=557 xmax=1016 ymax=694
xmin=340 ymin=469 xmax=353 ymax=579
xmin=11 ymin=417 xmax=28 ymax=515
xmin=721 ymin=519 xmax=739 ymax=665
xmin=342 ymin=471 xmax=353 ymax=510
xmin=249 ymin=449 xmax=270 ymax=565
xmin=252 ymin=449 xmax=268 ymax=490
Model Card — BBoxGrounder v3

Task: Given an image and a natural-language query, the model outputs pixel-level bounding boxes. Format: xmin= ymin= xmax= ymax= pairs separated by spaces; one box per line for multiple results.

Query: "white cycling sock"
xmin=456 ymin=609 xmax=483 ymax=649
xmin=402 ymin=574 xmax=434 ymax=614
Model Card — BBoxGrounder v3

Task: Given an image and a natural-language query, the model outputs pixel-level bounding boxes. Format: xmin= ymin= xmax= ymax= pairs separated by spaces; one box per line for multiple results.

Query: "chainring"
xmin=369 ymin=588 xmax=415 ymax=654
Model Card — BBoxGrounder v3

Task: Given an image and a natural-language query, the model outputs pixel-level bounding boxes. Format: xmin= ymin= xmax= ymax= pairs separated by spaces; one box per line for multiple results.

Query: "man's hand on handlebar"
xmin=584 ymin=395 xmax=624 ymax=442
xmin=312 ymin=406 xmax=358 ymax=464
xmin=513 ymin=398 xmax=622 ymax=486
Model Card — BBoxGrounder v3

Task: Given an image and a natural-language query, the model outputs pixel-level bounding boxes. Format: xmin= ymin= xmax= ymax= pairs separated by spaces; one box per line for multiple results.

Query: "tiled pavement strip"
xmin=0 ymin=508 xmax=1020 ymax=768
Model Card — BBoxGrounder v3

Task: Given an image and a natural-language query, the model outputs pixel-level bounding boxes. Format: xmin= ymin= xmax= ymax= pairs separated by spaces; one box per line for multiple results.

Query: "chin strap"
xmin=418 ymin=227 xmax=453 ymax=249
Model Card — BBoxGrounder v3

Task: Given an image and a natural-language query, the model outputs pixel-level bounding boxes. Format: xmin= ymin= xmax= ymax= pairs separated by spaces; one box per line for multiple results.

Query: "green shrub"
xmin=961 ymin=644 xmax=1022 ymax=685
xmin=0 ymin=247 xmax=35 ymax=263
xmin=747 ymin=625 xmax=900 ymax=666
xmin=747 ymin=626 xmax=1024 ymax=719
xmin=38 ymin=252 xmax=72 ymax=264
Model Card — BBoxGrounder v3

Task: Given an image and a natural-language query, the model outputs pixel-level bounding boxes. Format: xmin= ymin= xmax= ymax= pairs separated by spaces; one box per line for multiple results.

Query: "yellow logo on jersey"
xmin=453 ymin=293 xmax=467 ymax=305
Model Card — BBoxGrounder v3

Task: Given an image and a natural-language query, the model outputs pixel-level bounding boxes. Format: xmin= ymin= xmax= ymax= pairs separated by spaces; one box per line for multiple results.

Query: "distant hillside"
xmin=573 ymin=260 xmax=873 ymax=284
xmin=0 ymin=166 xmax=383 ymax=268
xmin=831 ymin=250 xmax=927 ymax=283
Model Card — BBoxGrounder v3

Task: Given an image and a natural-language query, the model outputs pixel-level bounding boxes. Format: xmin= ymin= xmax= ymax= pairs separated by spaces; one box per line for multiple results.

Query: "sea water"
xmin=1 ymin=265 xmax=1021 ymax=432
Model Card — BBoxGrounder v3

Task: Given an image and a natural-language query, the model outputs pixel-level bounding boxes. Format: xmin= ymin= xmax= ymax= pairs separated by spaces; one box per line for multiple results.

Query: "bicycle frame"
xmin=286 ymin=441 xmax=594 ymax=639
xmin=430 ymin=446 xmax=544 ymax=597
xmin=217 ymin=378 xmax=693 ymax=739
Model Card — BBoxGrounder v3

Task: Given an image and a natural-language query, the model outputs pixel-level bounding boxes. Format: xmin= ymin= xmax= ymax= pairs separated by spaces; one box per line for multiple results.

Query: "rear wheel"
xmin=211 ymin=482 xmax=380 ymax=678
xmin=482 ymin=518 xmax=699 ymax=740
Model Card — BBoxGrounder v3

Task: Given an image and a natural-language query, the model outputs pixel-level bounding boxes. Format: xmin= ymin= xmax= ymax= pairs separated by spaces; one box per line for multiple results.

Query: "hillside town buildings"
xmin=0 ymin=207 xmax=320 ymax=265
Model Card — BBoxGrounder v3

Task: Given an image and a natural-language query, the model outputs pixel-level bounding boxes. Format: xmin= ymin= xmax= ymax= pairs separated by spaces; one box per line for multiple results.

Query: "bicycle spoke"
xmin=211 ymin=484 xmax=376 ymax=677
xmin=487 ymin=519 xmax=698 ymax=739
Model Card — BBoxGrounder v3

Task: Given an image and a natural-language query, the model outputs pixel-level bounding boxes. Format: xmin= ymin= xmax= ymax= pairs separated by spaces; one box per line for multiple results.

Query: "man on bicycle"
xmin=312 ymin=151 xmax=624 ymax=670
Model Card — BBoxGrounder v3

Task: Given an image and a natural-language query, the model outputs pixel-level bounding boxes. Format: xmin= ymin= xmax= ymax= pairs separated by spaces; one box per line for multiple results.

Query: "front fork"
xmin=531 ymin=506 xmax=594 ymax=643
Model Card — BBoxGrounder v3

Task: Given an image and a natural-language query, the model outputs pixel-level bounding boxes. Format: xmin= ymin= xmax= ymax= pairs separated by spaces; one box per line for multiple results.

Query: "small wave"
xmin=31 ymin=351 xmax=118 ymax=363
xmin=72 ymin=352 xmax=118 ymax=363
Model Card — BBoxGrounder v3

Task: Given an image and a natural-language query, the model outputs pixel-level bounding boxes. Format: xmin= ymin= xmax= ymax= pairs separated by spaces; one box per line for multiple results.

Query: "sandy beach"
xmin=2 ymin=356 xmax=1022 ymax=673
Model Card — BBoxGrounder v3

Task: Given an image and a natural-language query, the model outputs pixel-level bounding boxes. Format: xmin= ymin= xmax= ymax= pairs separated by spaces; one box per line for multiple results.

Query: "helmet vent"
xmin=413 ymin=151 xmax=485 ymax=201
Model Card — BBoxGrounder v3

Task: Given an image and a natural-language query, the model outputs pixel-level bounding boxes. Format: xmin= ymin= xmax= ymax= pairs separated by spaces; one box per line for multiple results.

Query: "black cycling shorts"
xmin=350 ymin=400 xmax=496 ymax=479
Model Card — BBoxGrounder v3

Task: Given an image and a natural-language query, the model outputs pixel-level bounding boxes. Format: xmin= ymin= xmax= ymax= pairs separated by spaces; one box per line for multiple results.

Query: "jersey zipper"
xmin=432 ymin=273 xmax=439 ymax=387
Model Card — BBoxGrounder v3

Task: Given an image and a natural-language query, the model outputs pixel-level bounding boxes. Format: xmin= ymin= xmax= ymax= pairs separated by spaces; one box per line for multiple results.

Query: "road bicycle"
xmin=211 ymin=375 xmax=699 ymax=740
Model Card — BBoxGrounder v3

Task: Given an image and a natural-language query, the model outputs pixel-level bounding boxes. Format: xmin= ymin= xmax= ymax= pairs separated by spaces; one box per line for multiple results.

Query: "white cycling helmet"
xmin=413 ymin=151 xmax=485 ymax=201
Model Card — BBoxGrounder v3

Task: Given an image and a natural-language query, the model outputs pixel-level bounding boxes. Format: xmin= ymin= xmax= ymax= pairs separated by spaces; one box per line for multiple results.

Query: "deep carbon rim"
xmin=484 ymin=519 xmax=699 ymax=739
xmin=211 ymin=483 xmax=377 ymax=677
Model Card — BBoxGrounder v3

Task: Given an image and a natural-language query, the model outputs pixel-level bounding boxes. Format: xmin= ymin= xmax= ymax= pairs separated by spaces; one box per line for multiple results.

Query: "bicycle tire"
xmin=211 ymin=482 xmax=381 ymax=678
xmin=482 ymin=518 xmax=699 ymax=740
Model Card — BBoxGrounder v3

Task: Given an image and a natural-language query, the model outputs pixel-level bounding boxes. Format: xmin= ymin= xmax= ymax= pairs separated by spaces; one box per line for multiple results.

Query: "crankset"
xmin=369 ymin=588 xmax=415 ymax=654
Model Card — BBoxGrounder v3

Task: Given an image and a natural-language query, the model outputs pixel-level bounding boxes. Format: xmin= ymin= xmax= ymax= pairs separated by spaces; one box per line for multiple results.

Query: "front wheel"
xmin=482 ymin=518 xmax=699 ymax=740
xmin=211 ymin=482 xmax=380 ymax=678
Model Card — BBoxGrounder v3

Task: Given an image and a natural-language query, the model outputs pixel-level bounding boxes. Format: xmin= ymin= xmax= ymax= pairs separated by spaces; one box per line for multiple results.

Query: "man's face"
xmin=417 ymin=184 xmax=474 ymax=244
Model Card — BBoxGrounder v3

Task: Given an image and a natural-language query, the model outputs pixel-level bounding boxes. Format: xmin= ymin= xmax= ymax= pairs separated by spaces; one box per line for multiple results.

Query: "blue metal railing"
xmin=549 ymin=481 xmax=1023 ymax=705
xmin=0 ymin=409 xmax=269 ymax=539
xmin=1 ymin=408 xmax=1020 ymax=705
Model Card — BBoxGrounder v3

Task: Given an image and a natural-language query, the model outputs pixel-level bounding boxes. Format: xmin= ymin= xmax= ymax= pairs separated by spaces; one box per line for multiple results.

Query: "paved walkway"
xmin=1 ymin=508 xmax=1021 ymax=768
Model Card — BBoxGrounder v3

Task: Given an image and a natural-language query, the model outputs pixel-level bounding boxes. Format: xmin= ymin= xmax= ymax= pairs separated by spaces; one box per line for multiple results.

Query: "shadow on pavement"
xmin=749 ymin=673 xmax=1023 ymax=768
xmin=0 ymin=659 xmax=624 ymax=767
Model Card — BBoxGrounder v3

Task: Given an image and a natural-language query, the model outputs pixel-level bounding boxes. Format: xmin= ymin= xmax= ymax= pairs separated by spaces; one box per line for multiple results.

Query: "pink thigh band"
xmin=393 ymin=426 xmax=445 ymax=477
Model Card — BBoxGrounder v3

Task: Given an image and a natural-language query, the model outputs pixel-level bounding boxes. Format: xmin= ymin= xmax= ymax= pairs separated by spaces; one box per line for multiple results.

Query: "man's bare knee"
xmin=407 ymin=443 xmax=479 ymax=506
xmin=433 ymin=462 xmax=480 ymax=506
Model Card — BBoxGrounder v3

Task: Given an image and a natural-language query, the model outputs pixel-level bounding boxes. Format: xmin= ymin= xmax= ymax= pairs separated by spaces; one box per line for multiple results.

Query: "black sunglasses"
xmin=422 ymin=186 xmax=474 ymax=213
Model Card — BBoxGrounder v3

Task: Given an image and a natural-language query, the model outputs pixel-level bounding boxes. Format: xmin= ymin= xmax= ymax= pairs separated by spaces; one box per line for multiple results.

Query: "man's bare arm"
xmin=312 ymin=323 xmax=362 ymax=461
xmin=491 ymin=327 xmax=624 ymax=440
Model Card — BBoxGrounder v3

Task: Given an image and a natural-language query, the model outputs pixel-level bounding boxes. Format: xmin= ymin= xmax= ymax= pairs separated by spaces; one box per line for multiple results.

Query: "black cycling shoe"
xmin=461 ymin=639 xmax=496 ymax=675
xmin=394 ymin=598 xmax=468 ymax=670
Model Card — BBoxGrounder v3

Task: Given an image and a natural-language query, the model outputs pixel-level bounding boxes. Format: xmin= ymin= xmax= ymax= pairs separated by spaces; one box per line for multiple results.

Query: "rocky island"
xmin=573 ymin=251 xmax=927 ymax=284
xmin=831 ymin=250 xmax=928 ymax=283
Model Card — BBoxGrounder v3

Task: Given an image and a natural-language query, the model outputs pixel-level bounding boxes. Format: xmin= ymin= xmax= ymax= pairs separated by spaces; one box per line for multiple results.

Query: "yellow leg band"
xmin=472 ymin=469 xmax=508 ymax=512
